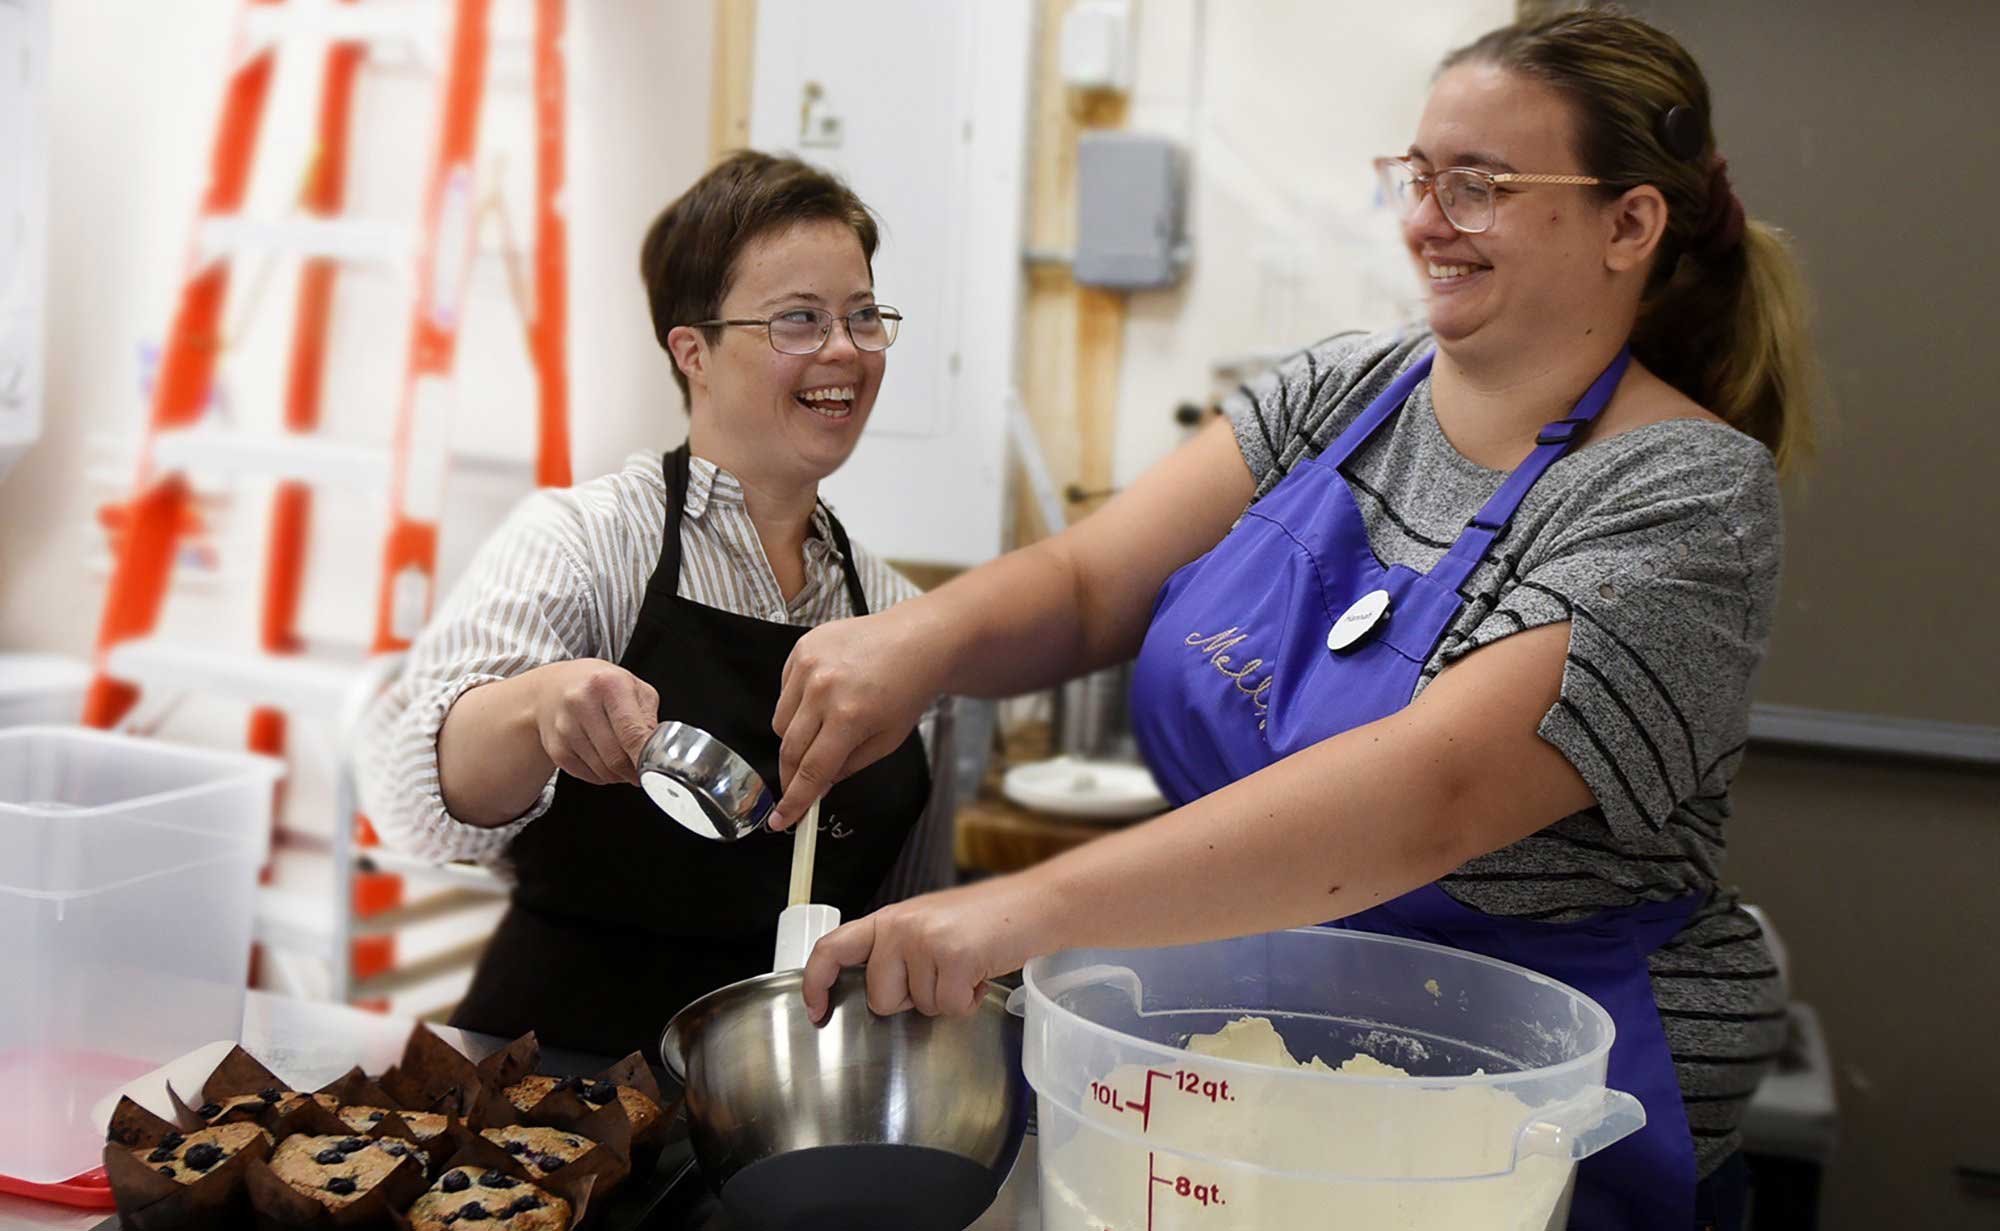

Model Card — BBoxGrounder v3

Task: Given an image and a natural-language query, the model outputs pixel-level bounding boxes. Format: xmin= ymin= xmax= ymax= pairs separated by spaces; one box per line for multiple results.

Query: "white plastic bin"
xmin=0 ymin=726 xmax=281 ymax=1184
xmin=0 ymin=654 xmax=91 ymax=727
xmin=1021 ymin=929 xmax=1647 ymax=1231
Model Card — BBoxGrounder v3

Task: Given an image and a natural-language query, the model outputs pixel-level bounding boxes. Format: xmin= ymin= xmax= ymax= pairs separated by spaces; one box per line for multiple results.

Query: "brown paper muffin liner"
xmin=242 ymin=1145 xmax=429 ymax=1230
xmin=167 ymin=1046 xmax=342 ymax=1134
xmin=379 ymin=1027 xmax=486 ymax=1120
xmin=397 ymin=1135 xmax=596 ymax=1230
xmin=102 ymin=1096 xmax=270 ymax=1230
xmin=480 ymin=1099 xmax=632 ymax=1202
xmin=314 ymin=1068 xmax=403 ymax=1113
xmin=502 ymin=1051 xmax=672 ymax=1173
xmin=473 ymin=1031 xmax=541 ymax=1092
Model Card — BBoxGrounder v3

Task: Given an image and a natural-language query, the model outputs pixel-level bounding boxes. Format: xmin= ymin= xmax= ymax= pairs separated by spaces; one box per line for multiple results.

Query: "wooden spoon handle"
xmin=787 ymin=799 xmax=820 ymax=908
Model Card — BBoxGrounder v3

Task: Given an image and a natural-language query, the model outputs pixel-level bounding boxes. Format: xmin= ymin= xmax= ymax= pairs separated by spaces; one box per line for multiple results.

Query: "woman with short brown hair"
xmin=358 ymin=151 xmax=944 ymax=1056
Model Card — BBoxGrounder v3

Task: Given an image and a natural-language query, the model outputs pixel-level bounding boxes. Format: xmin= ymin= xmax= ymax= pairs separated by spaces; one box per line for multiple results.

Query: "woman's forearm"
xmin=903 ymin=538 xmax=1103 ymax=700
xmin=1021 ymin=625 xmax=1593 ymax=954
xmin=436 ymin=672 xmax=553 ymax=827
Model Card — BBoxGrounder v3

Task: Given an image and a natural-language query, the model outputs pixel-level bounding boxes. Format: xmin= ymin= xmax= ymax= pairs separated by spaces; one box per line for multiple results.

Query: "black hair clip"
xmin=1658 ymin=104 xmax=1704 ymax=161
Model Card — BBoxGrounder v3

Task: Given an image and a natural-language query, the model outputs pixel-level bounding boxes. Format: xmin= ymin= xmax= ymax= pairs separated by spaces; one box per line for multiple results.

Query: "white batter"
xmin=1039 ymin=1016 xmax=1573 ymax=1231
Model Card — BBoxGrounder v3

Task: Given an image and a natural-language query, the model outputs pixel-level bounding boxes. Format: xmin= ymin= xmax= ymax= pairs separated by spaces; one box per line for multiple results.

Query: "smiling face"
xmin=671 ymin=219 xmax=887 ymax=490
xmin=1403 ymin=63 xmax=1629 ymax=359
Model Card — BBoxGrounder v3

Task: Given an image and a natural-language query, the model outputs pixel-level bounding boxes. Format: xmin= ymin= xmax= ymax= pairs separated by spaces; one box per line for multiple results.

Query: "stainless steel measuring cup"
xmin=637 ymin=719 xmax=837 ymax=971
xmin=637 ymin=719 xmax=775 ymax=841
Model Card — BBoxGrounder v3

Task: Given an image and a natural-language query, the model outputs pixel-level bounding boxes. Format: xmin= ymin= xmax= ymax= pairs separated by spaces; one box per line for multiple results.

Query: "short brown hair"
xmin=640 ymin=150 xmax=881 ymax=405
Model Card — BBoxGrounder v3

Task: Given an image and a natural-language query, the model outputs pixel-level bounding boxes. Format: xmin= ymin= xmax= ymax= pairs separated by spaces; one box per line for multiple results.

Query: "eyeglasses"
xmin=690 ymin=304 xmax=903 ymax=356
xmin=1373 ymin=156 xmax=1604 ymax=234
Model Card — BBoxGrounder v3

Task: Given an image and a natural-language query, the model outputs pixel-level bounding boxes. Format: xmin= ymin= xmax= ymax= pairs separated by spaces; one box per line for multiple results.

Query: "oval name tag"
xmin=1327 ymin=589 xmax=1391 ymax=653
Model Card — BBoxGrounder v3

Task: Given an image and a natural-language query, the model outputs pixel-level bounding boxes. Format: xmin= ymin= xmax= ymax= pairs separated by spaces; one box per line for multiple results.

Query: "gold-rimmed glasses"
xmin=1373 ymin=156 xmax=1604 ymax=234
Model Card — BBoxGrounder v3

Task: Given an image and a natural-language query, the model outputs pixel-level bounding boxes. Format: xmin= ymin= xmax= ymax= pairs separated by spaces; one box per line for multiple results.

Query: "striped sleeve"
xmin=355 ymin=490 xmax=609 ymax=866
xmin=1446 ymin=430 xmax=1782 ymax=842
xmin=1222 ymin=330 xmax=1381 ymax=488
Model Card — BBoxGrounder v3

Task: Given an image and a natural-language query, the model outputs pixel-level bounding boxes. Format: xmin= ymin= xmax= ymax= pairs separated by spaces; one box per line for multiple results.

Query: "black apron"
xmin=452 ymin=445 xmax=932 ymax=1057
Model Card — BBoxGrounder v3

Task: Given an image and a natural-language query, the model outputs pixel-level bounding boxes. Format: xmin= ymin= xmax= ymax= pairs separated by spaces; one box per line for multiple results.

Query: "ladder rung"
xmin=353 ymin=885 xmax=505 ymax=935
xmin=240 ymin=4 xmax=445 ymax=54
xmin=152 ymin=427 xmax=391 ymax=488
xmin=105 ymin=639 xmax=383 ymax=716
xmin=198 ymin=215 xmax=412 ymax=267
xmin=358 ymin=846 xmax=510 ymax=893
xmin=350 ymin=937 xmax=488 ymax=1000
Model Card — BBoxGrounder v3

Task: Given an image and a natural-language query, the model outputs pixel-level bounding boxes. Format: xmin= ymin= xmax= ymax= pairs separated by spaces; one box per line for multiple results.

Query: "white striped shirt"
xmin=356 ymin=451 xmax=954 ymax=901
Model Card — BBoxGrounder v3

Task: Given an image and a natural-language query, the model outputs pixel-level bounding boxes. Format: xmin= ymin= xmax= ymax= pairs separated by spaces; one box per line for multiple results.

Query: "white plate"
xmin=1001 ymin=756 xmax=1168 ymax=822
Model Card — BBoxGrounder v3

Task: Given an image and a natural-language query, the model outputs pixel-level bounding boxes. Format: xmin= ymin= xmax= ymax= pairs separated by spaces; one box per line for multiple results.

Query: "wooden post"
xmin=709 ymin=0 xmax=758 ymax=161
xmin=1015 ymin=0 xmax=1128 ymax=547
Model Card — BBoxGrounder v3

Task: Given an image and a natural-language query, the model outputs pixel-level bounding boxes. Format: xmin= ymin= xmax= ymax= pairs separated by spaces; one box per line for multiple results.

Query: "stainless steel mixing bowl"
xmin=660 ymin=967 xmax=1029 ymax=1226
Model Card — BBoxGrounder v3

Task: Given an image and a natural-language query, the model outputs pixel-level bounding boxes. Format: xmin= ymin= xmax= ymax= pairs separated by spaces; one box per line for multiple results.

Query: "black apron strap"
xmin=819 ymin=500 xmax=872 ymax=618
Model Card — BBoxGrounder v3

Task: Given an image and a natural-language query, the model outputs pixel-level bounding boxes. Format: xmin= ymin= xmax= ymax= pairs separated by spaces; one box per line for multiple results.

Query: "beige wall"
xmin=1727 ymin=749 xmax=1999 ymax=1228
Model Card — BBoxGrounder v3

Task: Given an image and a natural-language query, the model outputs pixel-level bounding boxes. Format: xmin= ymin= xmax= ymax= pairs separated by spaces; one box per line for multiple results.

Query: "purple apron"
xmin=1130 ymin=347 xmax=1699 ymax=1230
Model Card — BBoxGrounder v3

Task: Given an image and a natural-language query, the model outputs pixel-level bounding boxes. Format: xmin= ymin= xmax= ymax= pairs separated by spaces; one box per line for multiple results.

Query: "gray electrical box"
xmin=1074 ymin=132 xmax=1188 ymax=290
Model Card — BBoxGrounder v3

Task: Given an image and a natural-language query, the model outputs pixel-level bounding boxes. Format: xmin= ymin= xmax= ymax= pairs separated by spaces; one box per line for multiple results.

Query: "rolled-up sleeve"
xmin=356 ymin=493 xmax=604 ymax=868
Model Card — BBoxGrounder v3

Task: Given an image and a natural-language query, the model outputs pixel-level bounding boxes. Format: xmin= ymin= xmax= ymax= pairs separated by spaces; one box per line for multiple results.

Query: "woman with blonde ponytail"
xmin=771 ymin=11 xmax=1801 ymax=1229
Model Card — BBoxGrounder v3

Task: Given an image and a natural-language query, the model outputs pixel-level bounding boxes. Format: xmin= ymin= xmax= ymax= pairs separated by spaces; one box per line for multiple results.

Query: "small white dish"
xmin=1001 ymin=755 xmax=1168 ymax=822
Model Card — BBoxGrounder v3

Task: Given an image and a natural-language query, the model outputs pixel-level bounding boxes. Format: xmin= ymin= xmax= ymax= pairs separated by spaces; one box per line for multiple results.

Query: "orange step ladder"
xmin=83 ymin=0 xmax=571 ymax=1011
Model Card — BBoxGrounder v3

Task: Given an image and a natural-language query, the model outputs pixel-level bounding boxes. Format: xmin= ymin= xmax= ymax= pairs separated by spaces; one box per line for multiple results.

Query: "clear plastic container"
xmin=1020 ymin=928 xmax=1646 ymax=1231
xmin=0 ymin=654 xmax=91 ymax=727
xmin=0 ymin=726 xmax=281 ymax=1184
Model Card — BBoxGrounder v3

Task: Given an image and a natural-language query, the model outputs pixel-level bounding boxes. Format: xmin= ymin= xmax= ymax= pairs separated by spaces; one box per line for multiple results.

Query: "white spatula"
xmin=773 ymin=798 xmax=840 ymax=971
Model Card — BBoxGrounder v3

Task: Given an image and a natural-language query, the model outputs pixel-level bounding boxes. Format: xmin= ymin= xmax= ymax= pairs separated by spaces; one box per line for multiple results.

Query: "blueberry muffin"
xmin=503 ymin=1075 xmax=663 ymax=1136
xmin=338 ymin=1104 xmax=451 ymax=1141
xmin=268 ymin=1134 xmax=426 ymax=1209
xmin=131 ymin=1123 xmax=271 ymax=1183
xmin=407 ymin=1167 xmax=569 ymax=1230
xmin=479 ymin=1126 xmax=594 ymax=1179
xmin=198 ymin=1089 xmax=340 ymax=1125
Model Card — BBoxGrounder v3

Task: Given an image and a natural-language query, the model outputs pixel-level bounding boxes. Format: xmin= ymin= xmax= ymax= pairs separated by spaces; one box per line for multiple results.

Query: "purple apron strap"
xmin=1318 ymin=352 xmax=1436 ymax=470
xmin=1428 ymin=348 xmax=1631 ymax=594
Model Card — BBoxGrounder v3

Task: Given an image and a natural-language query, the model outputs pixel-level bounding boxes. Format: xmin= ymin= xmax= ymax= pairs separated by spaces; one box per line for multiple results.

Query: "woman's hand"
xmin=800 ymin=873 xmax=1064 ymax=1022
xmin=527 ymin=658 xmax=660 ymax=786
xmin=770 ymin=608 xmax=945 ymax=829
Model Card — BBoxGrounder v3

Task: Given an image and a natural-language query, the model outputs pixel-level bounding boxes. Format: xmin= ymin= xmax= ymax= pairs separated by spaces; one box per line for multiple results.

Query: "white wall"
xmin=1109 ymin=0 xmax=1513 ymax=486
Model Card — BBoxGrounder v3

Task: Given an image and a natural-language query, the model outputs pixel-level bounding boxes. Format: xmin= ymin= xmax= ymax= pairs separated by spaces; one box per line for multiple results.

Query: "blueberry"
xmin=381 ymin=1141 xmax=408 ymax=1158
xmin=182 ymin=1142 xmax=224 ymax=1171
xmin=325 ymin=1176 xmax=357 ymax=1196
xmin=368 ymin=1110 xmax=385 ymax=1123
xmin=507 ymin=1195 xmax=545 ymax=1215
xmin=257 ymin=1088 xmax=283 ymax=1104
xmin=197 ymin=1102 xmax=221 ymax=1119
xmin=157 ymin=1165 xmax=176 ymax=1178
xmin=148 ymin=1146 xmax=177 ymax=1163
xmin=535 ymin=1154 xmax=567 ymax=1174
xmin=551 ymin=1076 xmax=580 ymax=1093
xmin=584 ymin=1080 xmax=617 ymax=1105
xmin=314 ymin=1147 xmax=345 ymax=1164
xmin=458 ymin=1202 xmax=491 ymax=1221
xmin=477 ymin=1169 xmax=518 ymax=1189
xmin=562 ymin=1138 xmax=580 ymax=1149
xmin=159 ymin=1132 xmax=185 ymax=1150
xmin=440 ymin=1170 xmax=473 ymax=1193
xmin=502 ymin=1141 xmax=528 ymax=1156
xmin=334 ymin=1137 xmax=365 ymax=1153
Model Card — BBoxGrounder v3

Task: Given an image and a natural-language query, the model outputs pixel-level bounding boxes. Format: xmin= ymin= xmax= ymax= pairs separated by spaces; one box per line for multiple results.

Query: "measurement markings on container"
xmin=1089 ymin=1068 xmax=1238 ymax=1134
